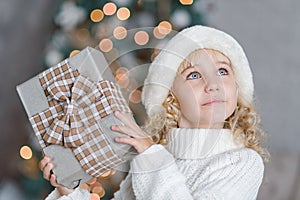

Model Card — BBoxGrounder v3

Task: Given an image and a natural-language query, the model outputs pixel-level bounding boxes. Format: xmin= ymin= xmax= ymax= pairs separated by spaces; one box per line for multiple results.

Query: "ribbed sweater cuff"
xmin=130 ymin=144 xmax=175 ymax=173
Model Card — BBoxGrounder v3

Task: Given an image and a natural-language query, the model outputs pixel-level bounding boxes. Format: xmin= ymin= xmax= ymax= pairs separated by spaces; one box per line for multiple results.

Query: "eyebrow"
xmin=180 ymin=66 xmax=194 ymax=74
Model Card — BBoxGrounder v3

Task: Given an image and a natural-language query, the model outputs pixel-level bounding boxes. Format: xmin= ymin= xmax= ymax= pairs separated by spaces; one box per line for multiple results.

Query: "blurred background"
xmin=0 ymin=0 xmax=299 ymax=199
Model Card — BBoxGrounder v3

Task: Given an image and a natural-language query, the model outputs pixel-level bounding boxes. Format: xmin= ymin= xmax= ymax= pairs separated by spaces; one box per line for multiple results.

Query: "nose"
xmin=204 ymin=77 xmax=222 ymax=93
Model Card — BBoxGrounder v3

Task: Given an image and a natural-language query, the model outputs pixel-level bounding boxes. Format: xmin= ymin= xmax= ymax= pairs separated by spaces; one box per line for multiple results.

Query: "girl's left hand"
xmin=111 ymin=111 xmax=155 ymax=154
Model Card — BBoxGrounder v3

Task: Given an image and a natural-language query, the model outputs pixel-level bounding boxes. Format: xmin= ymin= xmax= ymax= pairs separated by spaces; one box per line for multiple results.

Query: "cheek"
xmin=173 ymin=83 xmax=200 ymax=114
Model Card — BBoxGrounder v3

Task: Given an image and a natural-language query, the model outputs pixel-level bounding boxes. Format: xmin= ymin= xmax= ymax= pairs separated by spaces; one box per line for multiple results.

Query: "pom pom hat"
xmin=142 ymin=25 xmax=254 ymax=116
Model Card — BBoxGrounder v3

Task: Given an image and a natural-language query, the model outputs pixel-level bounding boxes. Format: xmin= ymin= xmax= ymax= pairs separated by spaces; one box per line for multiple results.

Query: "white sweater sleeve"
xmin=129 ymin=144 xmax=194 ymax=200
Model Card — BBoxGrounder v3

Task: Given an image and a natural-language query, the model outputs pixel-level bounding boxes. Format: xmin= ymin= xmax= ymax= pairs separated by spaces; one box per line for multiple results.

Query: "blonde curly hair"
xmin=144 ymin=49 xmax=270 ymax=163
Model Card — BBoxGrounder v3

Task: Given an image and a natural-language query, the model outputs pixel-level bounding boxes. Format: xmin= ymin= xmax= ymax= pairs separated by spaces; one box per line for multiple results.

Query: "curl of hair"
xmin=143 ymin=91 xmax=180 ymax=146
xmin=226 ymin=103 xmax=270 ymax=163
xmin=144 ymin=91 xmax=270 ymax=163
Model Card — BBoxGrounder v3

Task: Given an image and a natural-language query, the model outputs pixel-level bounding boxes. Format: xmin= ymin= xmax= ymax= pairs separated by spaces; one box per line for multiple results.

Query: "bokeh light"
xmin=99 ymin=38 xmax=113 ymax=52
xmin=79 ymin=183 xmax=90 ymax=190
xmin=115 ymin=67 xmax=129 ymax=86
xmin=158 ymin=21 xmax=172 ymax=35
xmin=87 ymin=177 xmax=97 ymax=185
xmin=99 ymin=190 xmax=106 ymax=198
xmin=20 ymin=145 xmax=32 ymax=160
xmin=113 ymin=26 xmax=127 ymax=40
xmin=103 ymin=2 xmax=117 ymax=16
xmin=92 ymin=185 xmax=104 ymax=194
xmin=117 ymin=7 xmax=130 ymax=20
xmin=153 ymin=26 xmax=166 ymax=39
xmin=116 ymin=74 xmax=129 ymax=88
xmin=69 ymin=50 xmax=80 ymax=57
xmin=179 ymin=0 xmax=193 ymax=5
xmin=134 ymin=31 xmax=149 ymax=46
xmin=101 ymin=170 xmax=112 ymax=178
xmin=90 ymin=193 xmax=100 ymax=200
xmin=116 ymin=67 xmax=129 ymax=76
xmin=129 ymin=89 xmax=142 ymax=104
xmin=151 ymin=48 xmax=161 ymax=61
xmin=90 ymin=9 xmax=104 ymax=22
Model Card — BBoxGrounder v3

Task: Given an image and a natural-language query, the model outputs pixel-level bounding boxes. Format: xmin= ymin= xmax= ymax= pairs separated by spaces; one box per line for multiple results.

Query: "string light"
xmin=99 ymin=38 xmax=113 ymax=52
xmin=113 ymin=26 xmax=127 ymax=40
xmin=20 ymin=145 xmax=33 ymax=160
xmin=90 ymin=9 xmax=104 ymax=22
xmin=134 ymin=31 xmax=149 ymax=46
xmin=117 ymin=7 xmax=130 ymax=20
xmin=103 ymin=2 xmax=117 ymax=16
xmin=179 ymin=0 xmax=193 ymax=5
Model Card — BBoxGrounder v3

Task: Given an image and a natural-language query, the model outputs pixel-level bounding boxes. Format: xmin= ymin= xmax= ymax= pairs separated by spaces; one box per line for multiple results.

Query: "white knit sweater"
xmin=45 ymin=128 xmax=264 ymax=200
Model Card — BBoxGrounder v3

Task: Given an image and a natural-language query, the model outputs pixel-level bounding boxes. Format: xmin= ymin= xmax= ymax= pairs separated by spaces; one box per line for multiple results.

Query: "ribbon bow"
xmin=43 ymin=73 xmax=102 ymax=148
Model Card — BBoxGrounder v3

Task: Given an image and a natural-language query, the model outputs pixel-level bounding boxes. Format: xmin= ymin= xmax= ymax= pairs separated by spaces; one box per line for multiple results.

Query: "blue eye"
xmin=217 ymin=68 xmax=228 ymax=76
xmin=187 ymin=72 xmax=201 ymax=80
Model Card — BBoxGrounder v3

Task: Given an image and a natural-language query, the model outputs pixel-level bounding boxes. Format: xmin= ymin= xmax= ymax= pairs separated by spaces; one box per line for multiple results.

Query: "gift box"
xmin=16 ymin=47 xmax=136 ymax=188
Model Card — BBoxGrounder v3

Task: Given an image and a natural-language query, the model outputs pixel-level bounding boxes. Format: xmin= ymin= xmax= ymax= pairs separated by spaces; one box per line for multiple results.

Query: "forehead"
xmin=178 ymin=49 xmax=231 ymax=73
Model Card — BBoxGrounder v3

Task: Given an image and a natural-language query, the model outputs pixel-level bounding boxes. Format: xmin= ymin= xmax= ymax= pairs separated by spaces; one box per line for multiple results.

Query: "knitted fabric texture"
xmin=46 ymin=128 xmax=264 ymax=200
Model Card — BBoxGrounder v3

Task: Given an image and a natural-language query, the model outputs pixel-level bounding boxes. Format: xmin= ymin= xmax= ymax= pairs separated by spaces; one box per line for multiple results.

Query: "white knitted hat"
xmin=142 ymin=25 xmax=254 ymax=116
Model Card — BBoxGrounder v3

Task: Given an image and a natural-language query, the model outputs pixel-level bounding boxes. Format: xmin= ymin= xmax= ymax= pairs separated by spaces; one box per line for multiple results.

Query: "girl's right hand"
xmin=40 ymin=156 xmax=75 ymax=196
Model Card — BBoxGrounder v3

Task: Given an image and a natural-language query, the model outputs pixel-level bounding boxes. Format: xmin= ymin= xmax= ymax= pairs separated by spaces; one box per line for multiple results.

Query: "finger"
xmin=113 ymin=112 xmax=144 ymax=133
xmin=114 ymin=111 xmax=136 ymax=128
xmin=115 ymin=137 xmax=154 ymax=153
xmin=115 ymin=137 xmax=137 ymax=148
xmin=49 ymin=174 xmax=61 ymax=188
xmin=111 ymin=124 xmax=134 ymax=137
xmin=43 ymin=162 xmax=54 ymax=180
xmin=39 ymin=156 xmax=51 ymax=171
xmin=112 ymin=125 xmax=148 ymax=139
xmin=51 ymin=174 xmax=75 ymax=195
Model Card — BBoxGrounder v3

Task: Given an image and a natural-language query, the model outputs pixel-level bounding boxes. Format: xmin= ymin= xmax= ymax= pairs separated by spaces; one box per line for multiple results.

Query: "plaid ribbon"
xmin=29 ymin=60 xmax=131 ymax=176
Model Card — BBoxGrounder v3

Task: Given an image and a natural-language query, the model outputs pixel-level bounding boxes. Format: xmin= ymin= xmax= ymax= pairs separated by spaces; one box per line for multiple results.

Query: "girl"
xmin=41 ymin=25 xmax=269 ymax=200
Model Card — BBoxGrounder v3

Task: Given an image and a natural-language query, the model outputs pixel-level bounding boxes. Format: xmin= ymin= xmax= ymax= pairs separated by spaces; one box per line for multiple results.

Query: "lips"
xmin=202 ymin=100 xmax=225 ymax=106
